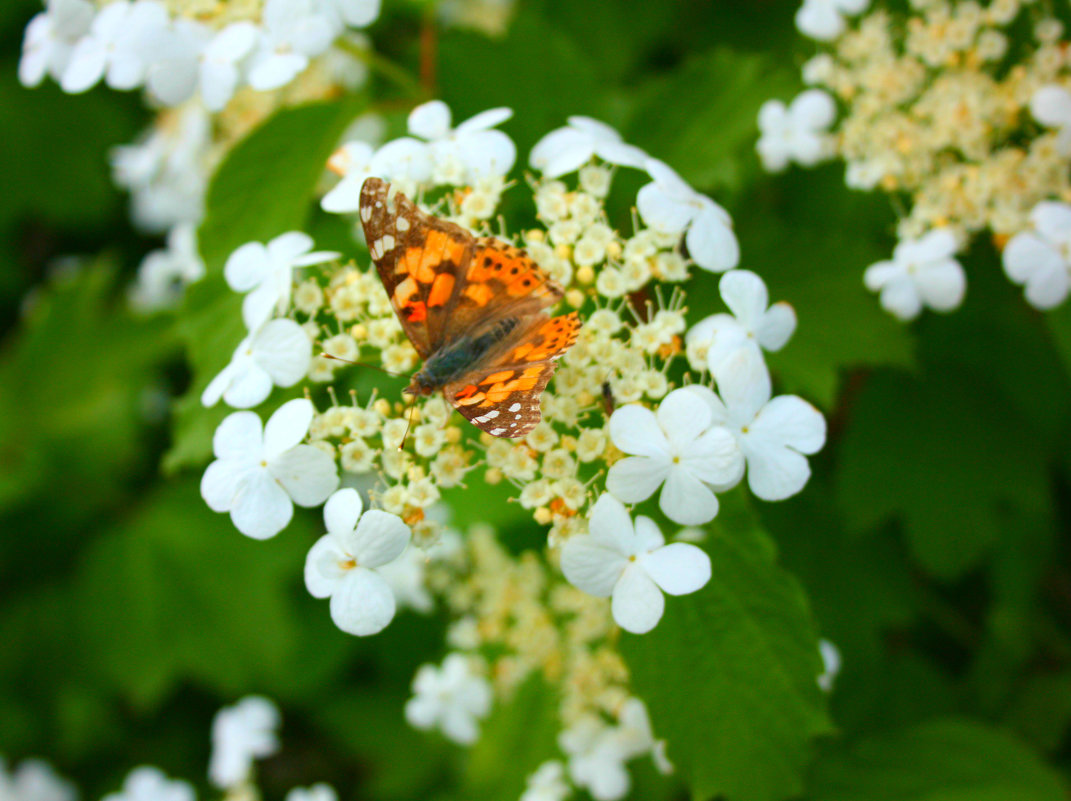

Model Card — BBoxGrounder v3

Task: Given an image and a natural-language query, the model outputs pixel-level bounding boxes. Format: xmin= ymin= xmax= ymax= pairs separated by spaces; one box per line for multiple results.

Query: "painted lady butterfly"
xmin=359 ymin=177 xmax=581 ymax=438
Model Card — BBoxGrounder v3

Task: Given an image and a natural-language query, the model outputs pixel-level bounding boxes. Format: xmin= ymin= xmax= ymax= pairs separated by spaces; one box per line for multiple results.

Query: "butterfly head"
xmin=405 ymin=369 xmax=438 ymax=398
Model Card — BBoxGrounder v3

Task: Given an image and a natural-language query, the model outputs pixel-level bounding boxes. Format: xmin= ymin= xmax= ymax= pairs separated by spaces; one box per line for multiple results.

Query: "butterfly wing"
xmin=444 ymin=312 xmax=581 ymax=438
xmin=359 ymin=177 xmax=474 ymax=359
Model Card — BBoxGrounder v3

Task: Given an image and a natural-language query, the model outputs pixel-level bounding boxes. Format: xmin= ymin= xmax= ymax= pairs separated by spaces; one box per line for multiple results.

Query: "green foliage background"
xmin=2 ymin=0 xmax=1071 ymax=799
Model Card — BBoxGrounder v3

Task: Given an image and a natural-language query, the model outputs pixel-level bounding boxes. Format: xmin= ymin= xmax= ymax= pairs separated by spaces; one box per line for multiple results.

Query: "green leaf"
xmin=621 ymin=491 xmax=832 ymax=801
xmin=624 ymin=48 xmax=797 ymax=194
xmin=166 ymin=100 xmax=360 ymax=471
xmin=461 ymin=675 xmax=561 ymax=799
xmin=835 ymin=367 xmax=1050 ymax=579
xmin=808 ymin=719 xmax=1068 ymax=801
xmin=73 ymin=479 xmax=317 ymax=708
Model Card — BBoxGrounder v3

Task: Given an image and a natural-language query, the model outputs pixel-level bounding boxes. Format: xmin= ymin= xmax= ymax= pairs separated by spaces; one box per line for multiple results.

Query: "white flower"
xmin=18 ymin=0 xmax=95 ymax=88
xmin=149 ymin=21 xmax=260 ymax=110
xmin=605 ymin=388 xmax=742 ymax=526
xmin=696 ymin=349 xmax=826 ymax=501
xmin=224 ymin=232 xmax=339 ymax=330
xmin=304 ymin=488 xmax=412 ymax=636
xmin=377 ymin=543 xmax=434 ymax=613
xmin=686 ymin=269 xmax=796 ymax=375
xmin=1030 ymin=85 xmax=1071 ymax=154
xmin=756 ymin=90 xmax=837 ymax=172
xmin=863 ymin=229 xmax=965 ymax=320
xmin=129 ymin=222 xmax=205 ymax=311
xmin=61 ymin=0 xmax=170 ymax=94
xmin=285 ymin=784 xmax=337 ymax=801
xmin=201 ymin=318 xmax=312 ymax=408
xmin=561 ymin=494 xmax=712 ymax=634
xmin=247 ymin=0 xmax=338 ymax=91
xmin=817 ymin=639 xmax=841 ymax=692
xmin=0 ymin=757 xmax=77 ymax=801
xmin=558 ymin=716 xmax=631 ymax=801
xmin=408 ymin=100 xmax=516 ymax=183
xmin=404 ymin=653 xmax=492 ymax=744
xmin=795 ymin=0 xmax=870 ymax=41
xmin=201 ymin=399 xmax=339 ymax=539
xmin=209 ymin=696 xmax=280 ymax=789
xmin=321 ymin=139 xmax=434 ymax=213
xmin=319 ymin=0 xmax=381 ymax=28
xmin=1003 ymin=200 xmax=1071 ymax=309
xmin=520 ymin=761 xmax=570 ymax=801
xmin=530 ymin=116 xmax=647 ymax=178
xmin=103 ymin=767 xmax=194 ymax=801
xmin=637 ymin=158 xmax=739 ymax=272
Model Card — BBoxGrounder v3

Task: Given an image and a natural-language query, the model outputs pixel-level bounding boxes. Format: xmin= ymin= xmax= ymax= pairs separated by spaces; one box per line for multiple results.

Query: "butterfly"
xmin=359 ymin=177 xmax=581 ymax=438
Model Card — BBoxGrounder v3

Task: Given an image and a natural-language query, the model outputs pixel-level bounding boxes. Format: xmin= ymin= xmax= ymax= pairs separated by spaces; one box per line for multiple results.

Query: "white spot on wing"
xmin=380 ymin=234 xmax=395 ymax=252
xmin=490 ymin=427 xmax=506 ymax=436
xmin=508 ymin=402 xmax=521 ymax=412
xmin=360 ymin=205 xmax=372 ymax=223
xmin=396 ymin=216 xmax=410 ymax=232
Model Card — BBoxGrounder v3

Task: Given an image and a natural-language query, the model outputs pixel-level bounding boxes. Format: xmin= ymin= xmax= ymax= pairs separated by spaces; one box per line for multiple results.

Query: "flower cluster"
xmin=769 ymin=0 xmax=1071 ymax=316
xmin=187 ymin=98 xmax=829 ymax=797
xmin=20 ymin=0 xmax=379 ymax=312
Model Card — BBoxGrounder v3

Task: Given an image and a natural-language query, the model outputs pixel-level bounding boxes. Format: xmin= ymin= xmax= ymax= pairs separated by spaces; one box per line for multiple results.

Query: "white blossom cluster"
xmin=764 ymin=0 xmax=1071 ymax=318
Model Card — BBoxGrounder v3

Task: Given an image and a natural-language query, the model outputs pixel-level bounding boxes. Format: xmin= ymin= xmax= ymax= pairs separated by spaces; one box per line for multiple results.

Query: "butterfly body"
xmin=360 ymin=177 xmax=581 ymax=438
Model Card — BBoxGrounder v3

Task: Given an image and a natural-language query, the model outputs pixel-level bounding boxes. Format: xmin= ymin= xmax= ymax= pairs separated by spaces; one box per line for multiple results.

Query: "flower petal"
xmin=267 ymin=231 xmax=313 ymax=262
xmin=586 ymin=492 xmax=636 ymax=551
xmin=642 ymin=542 xmax=711 ymax=595
xmin=1031 ymin=201 xmax=1071 ymax=245
xmin=609 ymin=403 xmax=669 ymax=459
xmin=323 ymin=487 xmax=363 ymax=539
xmin=655 ymin=387 xmax=712 ymax=451
xmin=611 ymin=564 xmax=665 ymax=634
xmin=213 ymin=410 xmax=264 ymax=460
xmin=351 ymin=510 xmax=411 ymax=568
xmin=222 ymin=360 xmax=274 ymax=409
xmin=636 ymin=182 xmax=693 ymax=234
xmin=757 ymin=302 xmax=797 ymax=351
xmin=253 ymin=318 xmax=312 ymax=386
xmin=224 ymin=241 xmax=269 ymax=291
xmin=270 ymin=444 xmax=339 ymax=507
xmin=687 ymin=206 xmax=740 ymax=272
xmin=714 ymin=348 xmax=772 ymax=422
xmin=230 ymin=468 xmax=293 ymax=539
xmin=752 ymin=395 xmax=827 ymax=454
xmin=683 ymin=425 xmax=745 ymax=486
xmin=408 ymin=99 xmax=452 ymax=140
xmin=1031 ymin=85 xmax=1071 ymax=127
xmin=1003 ymin=233 xmax=1062 ymax=284
xmin=561 ymin=536 xmax=628 ymax=596
xmin=606 ymin=456 xmax=669 ymax=504
xmin=304 ymin=533 xmax=347 ymax=598
xmin=201 ymin=458 xmax=254 ymax=512
xmin=455 ymin=106 xmax=512 ymax=135
xmin=263 ymin=398 xmax=314 ymax=460
xmin=659 ymin=466 xmax=719 ymax=525
xmin=329 ymin=567 xmax=397 ymax=635
xmin=916 ymin=258 xmax=965 ymax=311
xmin=740 ymin=437 xmax=812 ymax=501
xmin=719 ymin=269 xmax=768 ymax=328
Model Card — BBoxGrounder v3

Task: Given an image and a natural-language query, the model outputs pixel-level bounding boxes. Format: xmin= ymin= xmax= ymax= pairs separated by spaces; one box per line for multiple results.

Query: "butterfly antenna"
xmin=321 ymin=351 xmax=406 ymax=379
xmin=399 ymin=392 xmax=418 ymax=451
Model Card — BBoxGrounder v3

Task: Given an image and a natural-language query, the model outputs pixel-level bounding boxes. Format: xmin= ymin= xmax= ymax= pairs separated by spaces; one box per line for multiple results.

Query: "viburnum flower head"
xmin=606 ymin=388 xmax=743 ymax=525
xmin=201 ymin=318 xmax=312 ymax=409
xmin=687 ymin=269 xmax=796 ymax=375
xmin=1031 ymin=85 xmax=1071 ymax=154
xmin=60 ymin=0 xmax=170 ymax=94
xmin=696 ymin=349 xmax=826 ymax=501
xmin=224 ymin=232 xmax=339 ymax=330
xmin=18 ymin=0 xmax=94 ymax=88
xmin=201 ymin=399 xmax=339 ymax=539
xmin=795 ymin=0 xmax=870 ymax=41
xmin=561 ymin=494 xmax=712 ymax=634
xmin=407 ymin=100 xmax=516 ymax=183
xmin=103 ymin=767 xmax=195 ymax=801
xmin=404 ymin=653 xmax=493 ymax=744
xmin=863 ymin=229 xmax=966 ymax=320
xmin=0 ymin=757 xmax=77 ymax=801
xmin=756 ymin=89 xmax=837 ymax=172
xmin=637 ymin=158 xmax=740 ymax=272
xmin=304 ymin=488 xmax=412 ymax=636
xmin=529 ymin=116 xmax=647 ymax=177
xmin=1003 ymin=200 xmax=1071 ymax=309
xmin=209 ymin=696 xmax=280 ymax=789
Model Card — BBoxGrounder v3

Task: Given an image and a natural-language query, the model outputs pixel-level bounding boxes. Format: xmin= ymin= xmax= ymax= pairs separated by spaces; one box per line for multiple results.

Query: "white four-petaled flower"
xmin=209 ymin=696 xmax=280 ymax=789
xmin=304 ymin=488 xmax=412 ymax=636
xmin=606 ymin=388 xmax=742 ymax=525
xmin=694 ymin=350 xmax=826 ymax=501
xmin=61 ymin=0 xmax=170 ymax=94
xmin=686 ymin=269 xmax=796 ymax=375
xmin=224 ymin=232 xmax=339 ymax=330
xmin=18 ymin=0 xmax=95 ymax=89
xmin=103 ymin=766 xmax=195 ymax=801
xmin=530 ymin=116 xmax=648 ymax=178
xmin=561 ymin=494 xmax=712 ymax=634
xmin=201 ymin=398 xmax=339 ymax=539
xmin=1003 ymin=200 xmax=1071 ymax=309
xmin=408 ymin=100 xmax=516 ymax=183
xmin=637 ymin=158 xmax=740 ymax=272
xmin=756 ymin=89 xmax=837 ymax=172
xmin=201 ymin=318 xmax=313 ymax=409
xmin=795 ymin=0 xmax=870 ymax=41
xmin=863 ymin=228 xmax=966 ymax=320
xmin=404 ymin=653 xmax=493 ymax=744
